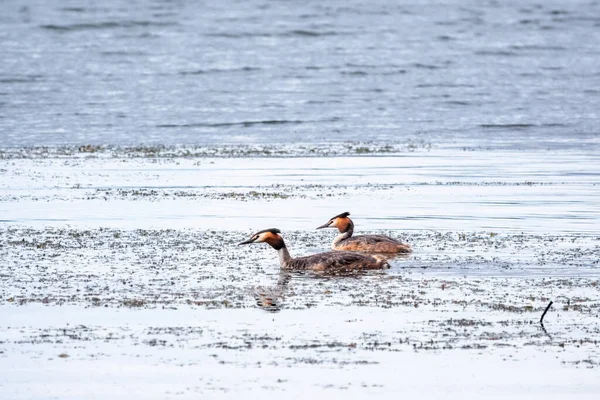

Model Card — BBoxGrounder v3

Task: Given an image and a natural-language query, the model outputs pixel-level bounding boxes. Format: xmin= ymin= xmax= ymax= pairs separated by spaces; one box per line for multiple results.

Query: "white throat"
xmin=277 ymin=246 xmax=292 ymax=267
xmin=332 ymin=231 xmax=352 ymax=248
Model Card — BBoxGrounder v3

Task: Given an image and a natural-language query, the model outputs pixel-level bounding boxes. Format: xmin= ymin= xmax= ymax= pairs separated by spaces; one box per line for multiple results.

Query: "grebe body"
xmin=239 ymin=228 xmax=389 ymax=271
xmin=317 ymin=212 xmax=412 ymax=254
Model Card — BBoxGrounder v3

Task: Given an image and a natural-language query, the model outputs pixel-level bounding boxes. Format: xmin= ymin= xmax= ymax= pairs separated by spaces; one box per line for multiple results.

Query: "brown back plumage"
xmin=334 ymin=235 xmax=412 ymax=253
xmin=285 ymin=251 xmax=389 ymax=271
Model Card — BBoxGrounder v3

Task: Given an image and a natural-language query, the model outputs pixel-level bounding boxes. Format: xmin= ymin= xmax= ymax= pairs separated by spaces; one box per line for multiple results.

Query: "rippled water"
xmin=1 ymin=0 xmax=600 ymax=148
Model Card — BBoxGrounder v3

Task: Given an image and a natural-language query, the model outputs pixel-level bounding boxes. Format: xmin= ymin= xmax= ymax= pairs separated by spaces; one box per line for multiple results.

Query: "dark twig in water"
xmin=539 ymin=322 xmax=552 ymax=341
xmin=540 ymin=301 xmax=553 ymax=324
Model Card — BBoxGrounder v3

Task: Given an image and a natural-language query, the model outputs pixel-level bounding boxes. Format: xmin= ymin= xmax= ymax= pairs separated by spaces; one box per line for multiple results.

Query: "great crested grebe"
xmin=316 ymin=212 xmax=412 ymax=253
xmin=239 ymin=228 xmax=389 ymax=271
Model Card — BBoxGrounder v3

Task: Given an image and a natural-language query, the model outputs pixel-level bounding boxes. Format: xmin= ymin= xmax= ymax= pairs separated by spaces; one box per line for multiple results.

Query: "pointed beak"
xmin=316 ymin=222 xmax=331 ymax=229
xmin=238 ymin=238 xmax=255 ymax=245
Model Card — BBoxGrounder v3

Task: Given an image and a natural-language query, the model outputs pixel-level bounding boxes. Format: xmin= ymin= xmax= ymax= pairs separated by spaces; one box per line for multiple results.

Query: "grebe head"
xmin=316 ymin=211 xmax=352 ymax=233
xmin=239 ymin=228 xmax=285 ymax=250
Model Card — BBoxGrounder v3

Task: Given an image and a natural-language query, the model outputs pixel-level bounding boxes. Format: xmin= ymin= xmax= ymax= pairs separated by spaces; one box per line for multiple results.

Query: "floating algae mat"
xmin=1 ymin=146 xmax=599 ymax=398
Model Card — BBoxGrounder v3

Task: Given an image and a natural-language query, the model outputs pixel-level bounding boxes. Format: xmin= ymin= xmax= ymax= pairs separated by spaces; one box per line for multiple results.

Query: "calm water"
xmin=1 ymin=0 xmax=600 ymax=149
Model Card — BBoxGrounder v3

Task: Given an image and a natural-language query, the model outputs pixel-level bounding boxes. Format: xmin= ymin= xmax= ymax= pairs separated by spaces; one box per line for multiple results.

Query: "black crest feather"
xmin=332 ymin=212 xmax=351 ymax=219
xmin=256 ymin=228 xmax=281 ymax=235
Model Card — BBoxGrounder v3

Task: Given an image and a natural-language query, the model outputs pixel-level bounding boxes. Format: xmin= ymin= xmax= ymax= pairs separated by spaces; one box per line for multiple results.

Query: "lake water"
xmin=1 ymin=0 xmax=600 ymax=149
xmin=1 ymin=1 xmax=600 ymax=399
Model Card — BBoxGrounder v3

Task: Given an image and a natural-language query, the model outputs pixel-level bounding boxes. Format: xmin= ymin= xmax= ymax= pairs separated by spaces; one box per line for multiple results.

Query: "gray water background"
xmin=1 ymin=0 xmax=599 ymax=149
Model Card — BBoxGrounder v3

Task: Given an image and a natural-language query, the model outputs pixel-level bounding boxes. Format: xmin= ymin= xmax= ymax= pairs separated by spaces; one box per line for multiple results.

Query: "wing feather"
xmin=335 ymin=234 xmax=411 ymax=253
xmin=288 ymin=251 xmax=385 ymax=271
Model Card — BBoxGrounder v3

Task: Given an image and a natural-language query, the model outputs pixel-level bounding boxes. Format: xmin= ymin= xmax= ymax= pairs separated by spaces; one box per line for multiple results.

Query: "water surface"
xmin=1 ymin=1 xmax=600 ymax=398
xmin=1 ymin=0 xmax=599 ymax=149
